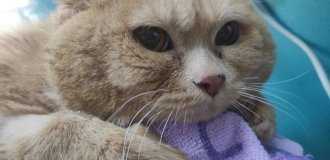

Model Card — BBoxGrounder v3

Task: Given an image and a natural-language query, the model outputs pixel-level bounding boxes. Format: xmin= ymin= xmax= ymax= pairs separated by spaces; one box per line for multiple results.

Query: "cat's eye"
xmin=133 ymin=26 xmax=172 ymax=52
xmin=215 ymin=21 xmax=240 ymax=46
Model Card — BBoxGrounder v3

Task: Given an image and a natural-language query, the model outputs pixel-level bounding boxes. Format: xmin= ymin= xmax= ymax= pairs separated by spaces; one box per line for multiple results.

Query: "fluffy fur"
xmin=0 ymin=0 xmax=275 ymax=159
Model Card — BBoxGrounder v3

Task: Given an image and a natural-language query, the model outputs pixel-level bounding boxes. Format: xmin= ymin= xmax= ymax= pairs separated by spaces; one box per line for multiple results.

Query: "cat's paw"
xmin=124 ymin=124 xmax=186 ymax=160
xmin=232 ymin=98 xmax=276 ymax=144
xmin=249 ymin=107 xmax=276 ymax=144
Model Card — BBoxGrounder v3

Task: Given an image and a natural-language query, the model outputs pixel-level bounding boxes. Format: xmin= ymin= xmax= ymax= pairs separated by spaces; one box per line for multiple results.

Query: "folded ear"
xmin=56 ymin=0 xmax=93 ymax=12
xmin=55 ymin=0 xmax=108 ymax=22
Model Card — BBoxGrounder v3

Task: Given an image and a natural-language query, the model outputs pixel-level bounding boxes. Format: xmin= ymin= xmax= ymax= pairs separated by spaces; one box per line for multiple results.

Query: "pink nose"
xmin=194 ymin=75 xmax=226 ymax=97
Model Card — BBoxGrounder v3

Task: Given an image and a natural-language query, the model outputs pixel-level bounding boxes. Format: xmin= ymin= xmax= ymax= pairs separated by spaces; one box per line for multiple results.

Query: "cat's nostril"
xmin=194 ymin=74 xmax=226 ymax=97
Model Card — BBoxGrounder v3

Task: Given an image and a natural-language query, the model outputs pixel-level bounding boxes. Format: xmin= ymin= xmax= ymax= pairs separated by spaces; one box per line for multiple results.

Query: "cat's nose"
xmin=194 ymin=75 xmax=226 ymax=97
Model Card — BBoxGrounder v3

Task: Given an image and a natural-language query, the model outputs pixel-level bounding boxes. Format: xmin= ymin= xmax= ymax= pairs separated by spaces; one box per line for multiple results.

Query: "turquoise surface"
xmin=264 ymin=1 xmax=330 ymax=159
xmin=27 ymin=0 xmax=330 ymax=159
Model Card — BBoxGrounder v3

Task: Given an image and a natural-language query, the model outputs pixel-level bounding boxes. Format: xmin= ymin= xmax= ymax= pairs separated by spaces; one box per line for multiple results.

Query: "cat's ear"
xmin=56 ymin=0 xmax=93 ymax=12
xmin=55 ymin=0 xmax=108 ymax=22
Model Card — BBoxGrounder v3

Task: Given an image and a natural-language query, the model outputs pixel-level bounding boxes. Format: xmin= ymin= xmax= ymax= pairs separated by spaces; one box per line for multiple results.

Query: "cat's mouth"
xmin=151 ymin=93 xmax=237 ymax=124
xmin=111 ymin=82 xmax=240 ymax=126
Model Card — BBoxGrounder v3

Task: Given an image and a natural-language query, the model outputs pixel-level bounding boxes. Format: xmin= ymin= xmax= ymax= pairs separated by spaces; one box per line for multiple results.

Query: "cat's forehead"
xmin=127 ymin=0 xmax=252 ymax=30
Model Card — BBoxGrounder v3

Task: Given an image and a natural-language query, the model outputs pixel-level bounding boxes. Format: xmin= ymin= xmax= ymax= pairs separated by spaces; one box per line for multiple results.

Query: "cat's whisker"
xmin=238 ymin=91 xmax=290 ymax=110
xmin=256 ymin=85 xmax=303 ymax=101
xmin=190 ymin=110 xmax=195 ymax=124
xmin=244 ymin=87 xmax=306 ymax=122
xmin=122 ymin=101 xmax=154 ymax=159
xmin=137 ymin=111 xmax=161 ymax=160
xmin=146 ymin=111 xmax=162 ymax=127
xmin=122 ymin=94 xmax=164 ymax=158
xmin=245 ymin=71 xmax=309 ymax=85
xmin=158 ymin=109 xmax=174 ymax=148
xmin=234 ymin=100 xmax=263 ymax=121
xmin=238 ymin=91 xmax=288 ymax=111
xmin=170 ymin=106 xmax=180 ymax=130
xmin=232 ymin=103 xmax=252 ymax=120
xmin=237 ymin=91 xmax=308 ymax=133
xmin=124 ymin=103 xmax=159 ymax=160
xmin=239 ymin=98 xmax=265 ymax=111
xmin=241 ymin=87 xmax=307 ymax=121
xmin=205 ymin=103 xmax=209 ymax=113
xmin=243 ymin=77 xmax=260 ymax=80
xmin=183 ymin=108 xmax=188 ymax=132
xmin=244 ymin=85 xmax=301 ymax=99
xmin=157 ymin=112 xmax=170 ymax=131
xmin=107 ymin=89 xmax=169 ymax=122
xmin=243 ymin=85 xmax=308 ymax=122
xmin=243 ymin=87 xmax=296 ymax=107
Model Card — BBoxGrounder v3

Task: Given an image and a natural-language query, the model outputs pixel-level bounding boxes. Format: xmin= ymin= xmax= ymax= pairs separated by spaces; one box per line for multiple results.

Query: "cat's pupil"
xmin=215 ymin=21 xmax=240 ymax=46
xmin=133 ymin=26 xmax=171 ymax=52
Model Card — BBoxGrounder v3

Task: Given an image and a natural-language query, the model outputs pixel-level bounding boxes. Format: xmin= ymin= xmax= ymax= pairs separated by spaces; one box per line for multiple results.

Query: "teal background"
xmin=264 ymin=1 xmax=330 ymax=160
xmin=27 ymin=0 xmax=330 ymax=159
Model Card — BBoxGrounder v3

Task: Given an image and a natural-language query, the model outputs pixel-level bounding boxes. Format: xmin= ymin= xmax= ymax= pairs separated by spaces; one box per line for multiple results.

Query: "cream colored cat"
xmin=0 ymin=0 xmax=275 ymax=159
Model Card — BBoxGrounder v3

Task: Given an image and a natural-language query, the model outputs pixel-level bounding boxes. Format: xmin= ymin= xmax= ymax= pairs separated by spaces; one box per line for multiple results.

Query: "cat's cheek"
xmin=216 ymin=84 xmax=240 ymax=104
xmin=106 ymin=68 xmax=159 ymax=90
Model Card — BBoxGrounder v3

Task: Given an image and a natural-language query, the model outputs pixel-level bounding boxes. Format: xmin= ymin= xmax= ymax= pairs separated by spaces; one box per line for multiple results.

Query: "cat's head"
xmin=49 ymin=0 xmax=275 ymax=125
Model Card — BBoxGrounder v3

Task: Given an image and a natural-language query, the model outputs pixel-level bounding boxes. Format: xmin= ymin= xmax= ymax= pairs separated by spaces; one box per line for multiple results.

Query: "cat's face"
xmin=50 ymin=0 xmax=275 ymax=125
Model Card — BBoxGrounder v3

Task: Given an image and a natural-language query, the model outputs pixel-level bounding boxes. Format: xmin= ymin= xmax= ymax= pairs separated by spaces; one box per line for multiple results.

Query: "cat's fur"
xmin=0 ymin=0 xmax=275 ymax=159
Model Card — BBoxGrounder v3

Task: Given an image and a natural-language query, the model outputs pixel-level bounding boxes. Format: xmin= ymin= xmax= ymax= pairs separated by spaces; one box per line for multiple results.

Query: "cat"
xmin=0 ymin=0 xmax=275 ymax=159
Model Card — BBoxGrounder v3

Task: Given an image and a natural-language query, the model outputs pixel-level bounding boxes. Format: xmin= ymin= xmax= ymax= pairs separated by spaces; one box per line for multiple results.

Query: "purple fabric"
xmin=152 ymin=112 xmax=312 ymax=160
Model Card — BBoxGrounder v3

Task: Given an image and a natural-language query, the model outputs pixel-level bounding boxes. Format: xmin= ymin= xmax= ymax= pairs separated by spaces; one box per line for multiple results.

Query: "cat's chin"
xmin=184 ymin=94 xmax=238 ymax=123
xmin=166 ymin=102 xmax=232 ymax=124
xmin=156 ymin=94 xmax=239 ymax=124
xmin=180 ymin=87 xmax=239 ymax=123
